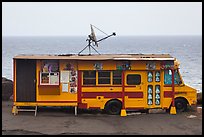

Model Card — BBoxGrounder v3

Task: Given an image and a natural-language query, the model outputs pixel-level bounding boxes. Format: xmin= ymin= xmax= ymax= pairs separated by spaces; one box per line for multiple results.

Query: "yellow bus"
xmin=12 ymin=54 xmax=197 ymax=116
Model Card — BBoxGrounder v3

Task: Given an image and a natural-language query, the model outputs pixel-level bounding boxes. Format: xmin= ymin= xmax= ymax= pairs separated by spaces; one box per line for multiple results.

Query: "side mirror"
xmin=178 ymin=81 xmax=185 ymax=86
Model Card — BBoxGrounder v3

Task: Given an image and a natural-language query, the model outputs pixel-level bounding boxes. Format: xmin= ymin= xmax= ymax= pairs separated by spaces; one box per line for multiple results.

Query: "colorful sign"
xmin=146 ymin=61 xmax=156 ymax=70
xmin=160 ymin=61 xmax=174 ymax=69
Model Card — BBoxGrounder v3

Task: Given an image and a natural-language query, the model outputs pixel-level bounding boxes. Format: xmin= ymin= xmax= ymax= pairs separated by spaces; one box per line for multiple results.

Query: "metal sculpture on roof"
xmin=78 ymin=24 xmax=116 ymax=55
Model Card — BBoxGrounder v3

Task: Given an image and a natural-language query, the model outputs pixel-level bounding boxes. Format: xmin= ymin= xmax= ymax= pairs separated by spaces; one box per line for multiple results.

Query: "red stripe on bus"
xmin=81 ymin=92 xmax=143 ymax=98
xmin=78 ymin=103 xmax=87 ymax=109
xmin=164 ymin=91 xmax=172 ymax=98
xmin=125 ymin=92 xmax=143 ymax=98
xmin=82 ymin=92 xmax=122 ymax=98
xmin=37 ymin=101 xmax=77 ymax=103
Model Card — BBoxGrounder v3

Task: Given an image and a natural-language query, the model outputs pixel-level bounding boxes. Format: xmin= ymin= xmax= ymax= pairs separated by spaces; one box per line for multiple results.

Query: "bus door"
xmin=124 ymin=71 xmax=146 ymax=109
xmin=146 ymin=70 xmax=162 ymax=108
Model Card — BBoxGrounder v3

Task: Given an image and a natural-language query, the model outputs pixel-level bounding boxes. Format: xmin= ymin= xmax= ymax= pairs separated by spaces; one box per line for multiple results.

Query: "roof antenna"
xmin=78 ymin=24 xmax=116 ymax=55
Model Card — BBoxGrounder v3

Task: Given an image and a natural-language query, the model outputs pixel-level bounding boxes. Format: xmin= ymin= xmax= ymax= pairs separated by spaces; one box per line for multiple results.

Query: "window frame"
xmin=40 ymin=60 xmax=60 ymax=86
xmin=112 ymin=70 xmax=122 ymax=85
xmin=126 ymin=74 xmax=141 ymax=85
xmin=164 ymin=69 xmax=183 ymax=85
xmin=82 ymin=70 xmax=123 ymax=86
xmin=82 ymin=70 xmax=96 ymax=85
xmin=40 ymin=72 xmax=60 ymax=85
xmin=98 ymin=70 xmax=111 ymax=85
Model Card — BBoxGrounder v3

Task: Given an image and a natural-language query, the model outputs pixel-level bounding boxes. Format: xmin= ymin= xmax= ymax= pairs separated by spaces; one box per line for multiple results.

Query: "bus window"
xmin=127 ymin=74 xmax=141 ymax=85
xmin=98 ymin=71 xmax=111 ymax=84
xmin=113 ymin=71 xmax=122 ymax=85
xmin=164 ymin=69 xmax=182 ymax=85
xmin=83 ymin=71 xmax=96 ymax=85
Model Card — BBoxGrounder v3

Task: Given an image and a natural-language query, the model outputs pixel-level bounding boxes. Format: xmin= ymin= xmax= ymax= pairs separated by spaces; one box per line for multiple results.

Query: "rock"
xmin=187 ymin=115 xmax=197 ymax=119
xmin=197 ymin=92 xmax=202 ymax=105
xmin=2 ymin=77 xmax=13 ymax=101
xmin=197 ymin=107 xmax=202 ymax=114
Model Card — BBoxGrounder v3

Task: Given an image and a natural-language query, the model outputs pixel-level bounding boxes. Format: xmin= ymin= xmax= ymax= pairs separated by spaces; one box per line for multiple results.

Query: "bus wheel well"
xmin=174 ymin=97 xmax=189 ymax=112
xmin=175 ymin=97 xmax=189 ymax=105
xmin=104 ymin=99 xmax=122 ymax=115
xmin=105 ymin=99 xmax=122 ymax=108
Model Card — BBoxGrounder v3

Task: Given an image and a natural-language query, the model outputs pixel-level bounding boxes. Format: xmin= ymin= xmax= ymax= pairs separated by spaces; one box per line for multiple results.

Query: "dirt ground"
xmin=2 ymin=100 xmax=202 ymax=135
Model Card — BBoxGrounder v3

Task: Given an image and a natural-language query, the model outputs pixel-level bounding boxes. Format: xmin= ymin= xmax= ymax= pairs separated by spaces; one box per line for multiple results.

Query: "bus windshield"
xmin=164 ymin=69 xmax=182 ymax=85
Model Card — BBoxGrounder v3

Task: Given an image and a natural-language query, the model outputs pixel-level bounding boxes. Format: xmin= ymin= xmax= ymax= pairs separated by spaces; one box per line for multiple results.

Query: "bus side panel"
xmin=81 ymin=87 xmax=122 ymax=109
xmin=124 ymin=71 xmax=146 ymax=109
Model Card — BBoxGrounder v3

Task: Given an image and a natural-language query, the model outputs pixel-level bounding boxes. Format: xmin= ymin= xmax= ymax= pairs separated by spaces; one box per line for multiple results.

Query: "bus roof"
xmin=13 ymin=54 xmax=175 ymax=61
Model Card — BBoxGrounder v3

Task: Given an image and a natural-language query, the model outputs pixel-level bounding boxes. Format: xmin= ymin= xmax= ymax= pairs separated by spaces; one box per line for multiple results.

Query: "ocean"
xmin=2 ymin=35 xmax=202 ymax=93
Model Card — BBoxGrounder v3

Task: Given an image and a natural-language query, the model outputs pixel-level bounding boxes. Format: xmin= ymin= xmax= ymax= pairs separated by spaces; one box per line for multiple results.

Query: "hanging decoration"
xmin=147 ymin=71 xmax=153 ymax=82
xmin=155 ymin=85 xmax=160 ymax=105
xmin=146 ymin=61 xmax=156 ymax=70
xmin=94 ymin=62 xmax=103 ymax=70
xmin=116 ymin=61 xmax=131 ymax=70
xmin=160 ymin=61 xmax=174 ymax=69
xmin=155 ymin=71 xmax=160 ymax=82
xmin=147 ymin=85 xmax=153 ymax=105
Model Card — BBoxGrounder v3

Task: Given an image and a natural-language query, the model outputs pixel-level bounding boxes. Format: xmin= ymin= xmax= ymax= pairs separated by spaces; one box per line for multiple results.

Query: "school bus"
xmin=12 ymin=54 xmax=197 ymax=116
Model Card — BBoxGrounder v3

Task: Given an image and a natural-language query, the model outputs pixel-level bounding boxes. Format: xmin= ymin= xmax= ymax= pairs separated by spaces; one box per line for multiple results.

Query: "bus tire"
xmin=175 ymin=98 xmax=187 ymax=113
xmin=105 ymin=100 xmax=122 ymax=115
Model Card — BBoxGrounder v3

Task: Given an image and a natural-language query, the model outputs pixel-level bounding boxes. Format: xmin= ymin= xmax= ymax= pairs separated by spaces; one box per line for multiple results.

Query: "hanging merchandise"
xmin=155 ymin=85 xmax=160 ymax=93
xmin=64 ymin=63 xmax=74 ymax=70
xmin=94 ymin=62 xmax=103 ymax=70
xmin=69 ymin=70 xmax=77 ymax=93
xmin=147 ymin=85 xmax=153 ymax=105
xmin=42 ymin=64 xmax=49 ymax=72
xmin=147 ymin=71 xmax=153 ymax=82
xmin=116 ymin=64 xmax=123 ymax=70
xmin=155 ymin=71 xmax=160 ymax=82
xmin=70 ymin=87 xmax=77 ymax=93
xmin=148 ymin=94 xmax=152 ymax=99
xmin=160 ymin=61 xmax=174 ymax=69
xmin=61 ymin=62 xmax=77 ymax=93
xmin=122 ymin=61 xmax=131 ymax=70
xmin=116 ymin=61 xmax=131 ymax=70
xmin=155 ymin=94 xmax=160 ymax=99
xmin=148 ymin=99 xmax=153 ymax=105
xmin=155 ymin=85 xmax=160 ymax=105
xmin=146 ymin=61 xmax=156 ymax=70
xmin=148 ymin=86 xmax=153 ymax=93
xmin=42 ymin=60 xmax=59 ymax=72
xmin=155 ymin=99 xmax=160 ymax=105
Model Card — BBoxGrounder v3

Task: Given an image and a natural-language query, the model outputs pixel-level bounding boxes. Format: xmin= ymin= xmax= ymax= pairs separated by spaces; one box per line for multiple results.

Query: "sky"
xmin=2 ymin=2 xmax=202 ymax=36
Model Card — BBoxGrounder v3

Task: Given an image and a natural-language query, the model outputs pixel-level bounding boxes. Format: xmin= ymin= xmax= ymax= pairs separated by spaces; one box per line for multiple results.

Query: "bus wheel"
xmin=175 ymin=98 xmax=187 ymax=113
xmin=105 ymin=100 xmax=122 ymax=115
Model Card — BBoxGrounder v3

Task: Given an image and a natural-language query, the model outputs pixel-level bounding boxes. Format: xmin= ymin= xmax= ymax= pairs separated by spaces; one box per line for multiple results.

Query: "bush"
xmin=2 ymin=77 xmax=13 ymax=101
